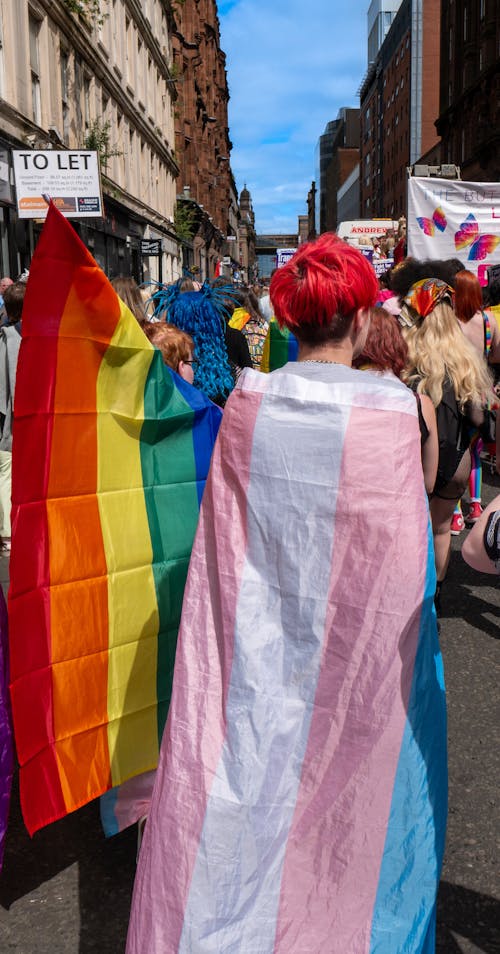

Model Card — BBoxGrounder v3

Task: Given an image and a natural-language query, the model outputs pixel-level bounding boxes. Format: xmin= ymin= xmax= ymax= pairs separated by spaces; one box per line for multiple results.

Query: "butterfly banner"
xmin=407 ymin=178 xmax=500 ymax=285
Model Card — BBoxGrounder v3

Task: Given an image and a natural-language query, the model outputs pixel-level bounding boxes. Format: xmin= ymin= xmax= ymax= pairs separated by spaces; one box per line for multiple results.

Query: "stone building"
xmin=359 ymin=0 xmax=441 ymax=219
xmin=0 ymin=0 xmax=180 ymax=282
xmin=170 ymin=0 xmax=238 ymax=280
xmin=237 ymin=185 xmax=256 ymax=284
xmin=436 ymin=0 xmax=500 ymax=181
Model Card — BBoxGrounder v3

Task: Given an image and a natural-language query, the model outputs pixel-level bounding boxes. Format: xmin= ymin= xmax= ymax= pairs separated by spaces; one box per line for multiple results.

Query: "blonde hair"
xmin=402 ymin=302 xmax=492 ymax=408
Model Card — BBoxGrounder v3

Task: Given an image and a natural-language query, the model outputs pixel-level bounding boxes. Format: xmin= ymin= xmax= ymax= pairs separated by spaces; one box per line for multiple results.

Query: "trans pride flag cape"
xmin=8 ymin=204 xmax=221 ymax=836
xmin=128 ymin=364 xmax=447 ymax=954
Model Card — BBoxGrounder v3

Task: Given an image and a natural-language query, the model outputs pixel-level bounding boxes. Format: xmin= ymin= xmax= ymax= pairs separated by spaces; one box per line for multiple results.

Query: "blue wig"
xmin=149 ymin=280 xmax=236 ymax=401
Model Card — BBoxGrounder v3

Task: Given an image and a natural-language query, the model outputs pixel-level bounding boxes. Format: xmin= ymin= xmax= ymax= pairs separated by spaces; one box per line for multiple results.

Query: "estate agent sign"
xmin=13 ymin=150 xmax=102 ymax=218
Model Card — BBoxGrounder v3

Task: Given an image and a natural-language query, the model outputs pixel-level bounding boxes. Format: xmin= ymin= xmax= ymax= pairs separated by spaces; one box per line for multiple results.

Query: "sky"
xmin=218 ymin=0 xmax=369 ymax=235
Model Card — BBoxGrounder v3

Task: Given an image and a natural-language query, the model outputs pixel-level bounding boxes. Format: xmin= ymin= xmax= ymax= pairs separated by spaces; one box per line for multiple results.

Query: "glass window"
xmin=60 ymin=49 xmax=70 ymax=143
xmin=29 ymin=15 xmax=41 ymax=124
xmin=83 ymin=76 xmax=91 ymax=130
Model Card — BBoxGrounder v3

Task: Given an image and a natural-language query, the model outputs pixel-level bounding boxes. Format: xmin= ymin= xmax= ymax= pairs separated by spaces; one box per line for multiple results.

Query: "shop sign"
xmin=13 ymin=150 xmax=102 ymax=219
xmin=140 ymin=239 xmax=162 ymax=256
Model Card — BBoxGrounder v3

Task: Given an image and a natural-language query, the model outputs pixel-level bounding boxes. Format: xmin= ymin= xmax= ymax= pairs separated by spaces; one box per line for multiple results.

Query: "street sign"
xmin=13 ymin=150 xmax=102 ymax=218
xmin=141 ymin=239 xmax=162 ymax=256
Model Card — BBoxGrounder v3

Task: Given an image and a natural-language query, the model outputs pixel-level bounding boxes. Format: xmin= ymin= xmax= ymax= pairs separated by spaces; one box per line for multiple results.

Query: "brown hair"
xmin=110 ymin=276 xmax=146 ymax=325
xmin=3 ymin=281 xmax=26 ymax=322
xmin=143 ymin=322 xmax=193 ymax=371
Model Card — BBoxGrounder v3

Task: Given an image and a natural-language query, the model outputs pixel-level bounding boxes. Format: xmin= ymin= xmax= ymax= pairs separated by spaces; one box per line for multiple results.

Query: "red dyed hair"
xmin=454 ymin=269 xmax=483 ymax=322
xmin=270 ymin=234 xmax=378 ymax=344
xmin=353 ymin=307 xmax=408 ymax=379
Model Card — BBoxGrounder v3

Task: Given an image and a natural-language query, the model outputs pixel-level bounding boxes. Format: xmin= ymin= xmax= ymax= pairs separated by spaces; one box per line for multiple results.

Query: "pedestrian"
xmin=211 ymin=278 xmax=253 ymax=380
xmin=143 ymin=322 xmax=197 ymax=384
xmin=0 ymin=281 xmax=25 ymax=548
xmin=400 ymin=278 xmax=492 ymax=612
xmin=462 ymin=494 xmax=500 ymax=574
xmin=127 ymin=234 xmax=447 ymax=954
xmin=353 ymin=305 xmax=438 ymax=494
xmin=229 ymin=287 xmax=269 ymax=369
xmin=450 ymin=269 xmax=500 ymax=532
xmin=110 ymin=276 xmax=148 ymax=326
xmin=0 ymin=278 xmax=13 ymax=326
xmin=149 ymin=280 xmax=235 ymax=405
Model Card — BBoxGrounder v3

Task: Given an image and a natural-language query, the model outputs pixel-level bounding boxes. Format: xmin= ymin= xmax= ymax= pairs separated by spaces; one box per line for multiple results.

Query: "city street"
xmin=0 ymin=472 xmax=498 ymax=954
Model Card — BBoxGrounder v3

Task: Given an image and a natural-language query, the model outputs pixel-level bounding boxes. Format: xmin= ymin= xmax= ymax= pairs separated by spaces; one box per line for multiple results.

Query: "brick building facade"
xmin=359 ymin=0 xmax=440 ymax=219
xmin=436 ymin=0 xmax=500 ymax=181
xmin=323 ymin=109 xmax=360 ymax=233
xmin=171 ymin=0 xmax=237 ymax=278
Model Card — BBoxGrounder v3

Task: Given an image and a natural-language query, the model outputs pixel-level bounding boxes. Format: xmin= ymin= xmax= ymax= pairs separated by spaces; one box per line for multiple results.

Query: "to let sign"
xmin=13 ymin=150 xmax=102 ymax=218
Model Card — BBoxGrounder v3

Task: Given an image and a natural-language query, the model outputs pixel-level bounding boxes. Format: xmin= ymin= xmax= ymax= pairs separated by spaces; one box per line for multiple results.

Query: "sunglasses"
xmin=184 ymin=357 xmax=200 ymax=368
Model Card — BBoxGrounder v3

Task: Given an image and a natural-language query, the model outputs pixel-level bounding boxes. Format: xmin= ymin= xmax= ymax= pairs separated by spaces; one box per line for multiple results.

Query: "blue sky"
xmin=218 ymin=0 xmax=369 ymax=235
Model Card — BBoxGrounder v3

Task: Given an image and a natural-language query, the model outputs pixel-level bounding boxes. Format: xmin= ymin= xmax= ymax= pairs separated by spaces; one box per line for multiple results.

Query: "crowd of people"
xmin=100 ymin=245 xmax=500 ymax=620
xmin=1 ymin=232 xmax=499 ymax=951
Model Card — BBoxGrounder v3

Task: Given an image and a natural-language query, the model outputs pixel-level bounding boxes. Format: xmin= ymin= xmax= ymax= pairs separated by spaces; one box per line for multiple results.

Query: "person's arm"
xmin=462 ymin=494 xmax=500 ymax=574
xmin=487 ymin=310 xmax=500 ymax=365
xmin=419 ymin=394 xmax=438 ymax=495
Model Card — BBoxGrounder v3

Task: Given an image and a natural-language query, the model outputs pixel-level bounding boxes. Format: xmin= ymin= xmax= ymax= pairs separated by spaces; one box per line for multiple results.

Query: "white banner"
xmin=407 ymin=178 xmax=500 ymax=286
xmin=13 ymin=150 xmax=102 ymax=218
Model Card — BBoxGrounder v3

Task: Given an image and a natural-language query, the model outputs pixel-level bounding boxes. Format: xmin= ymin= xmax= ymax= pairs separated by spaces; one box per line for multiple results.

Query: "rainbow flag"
xmin=128 ymin=365 xmax=447 ymax=953
xmin=0 ymin=588 xmax=12 ymax=869
xmin=8 ymin=204 xmax=222 ymax=836
xmin=260 ymin=316 xmax=298 ymax=372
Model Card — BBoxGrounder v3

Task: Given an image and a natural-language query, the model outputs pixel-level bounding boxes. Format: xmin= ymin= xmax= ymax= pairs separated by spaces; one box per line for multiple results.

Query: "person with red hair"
xmin=451 ymin=269 xmax=500 ymax=532
xmin=270 ymin=233 xmax=377 ymax=356
xmin=128 ymin=234 xmax=447 ymax=954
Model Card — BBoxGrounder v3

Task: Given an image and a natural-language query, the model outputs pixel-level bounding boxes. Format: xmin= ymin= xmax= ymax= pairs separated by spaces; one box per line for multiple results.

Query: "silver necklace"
xmin=299 ymin=358 xmax=343 ymax=364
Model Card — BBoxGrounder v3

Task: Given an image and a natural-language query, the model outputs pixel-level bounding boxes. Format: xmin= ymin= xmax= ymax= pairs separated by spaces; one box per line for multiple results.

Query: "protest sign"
xmin=276 ymin=248 xmax=297 ymax=268
xmin=407 ymin=178 xmax=500 ymax=285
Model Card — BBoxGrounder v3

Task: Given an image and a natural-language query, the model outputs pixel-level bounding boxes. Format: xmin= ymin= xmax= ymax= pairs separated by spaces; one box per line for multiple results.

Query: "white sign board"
xmin=407 ymin=178 xmax=500 ymax=286
xmin=13 ymin=150 xmax=102 ymax=218
xmin=276 ymin=248 xmax=297 ymax=268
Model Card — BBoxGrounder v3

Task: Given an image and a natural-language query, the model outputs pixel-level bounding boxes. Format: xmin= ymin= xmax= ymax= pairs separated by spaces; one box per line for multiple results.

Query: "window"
xmin=29 ymin=14 xmax=41 ymax=124
xmin=83 ymin=75 xmax=91 ymax=130
xmin=60 ymin=49 xmax=70 ymax=143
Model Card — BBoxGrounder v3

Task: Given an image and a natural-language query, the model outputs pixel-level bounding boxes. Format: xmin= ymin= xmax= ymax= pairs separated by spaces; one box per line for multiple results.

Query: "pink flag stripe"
xmin=127 ymin=366 xmax=430 ymax=954
xmin=274 ymin=402 xmax=428 ymax=952
xmin=177 ymin=374 xmax=354 ymax=952
xmin=127 ymin=385 xmax=264 ymax=954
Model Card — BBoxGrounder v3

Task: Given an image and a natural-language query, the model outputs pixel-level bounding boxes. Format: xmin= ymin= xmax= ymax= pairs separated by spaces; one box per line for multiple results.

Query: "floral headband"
xmin=398 ymin=278 xmax=454 ymax=328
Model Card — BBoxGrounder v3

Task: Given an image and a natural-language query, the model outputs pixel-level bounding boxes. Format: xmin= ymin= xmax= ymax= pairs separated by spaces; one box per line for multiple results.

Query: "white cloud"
xmin=219 ymin=0 xmax=368 ymax=232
